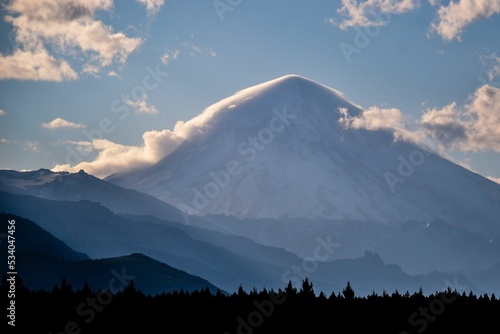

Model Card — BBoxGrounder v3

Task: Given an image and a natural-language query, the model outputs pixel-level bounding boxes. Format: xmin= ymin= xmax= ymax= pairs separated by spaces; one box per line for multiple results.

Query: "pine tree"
xmin=285 ymin=280 xmax=297 ymax=297
xmin=342 ymin=281 xmax=355 ymax=300
xmin=299 ymin=277 xmax=315 ymax=298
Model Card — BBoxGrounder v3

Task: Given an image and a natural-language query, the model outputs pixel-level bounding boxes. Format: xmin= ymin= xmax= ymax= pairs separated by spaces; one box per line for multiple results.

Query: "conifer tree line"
xmin=2 ymin=275 xmax=498 ymax=333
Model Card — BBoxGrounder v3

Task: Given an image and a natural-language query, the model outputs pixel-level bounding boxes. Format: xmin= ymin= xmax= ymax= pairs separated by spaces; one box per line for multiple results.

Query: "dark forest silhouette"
xmin=3 ymin=275 xmax=499 ymax=333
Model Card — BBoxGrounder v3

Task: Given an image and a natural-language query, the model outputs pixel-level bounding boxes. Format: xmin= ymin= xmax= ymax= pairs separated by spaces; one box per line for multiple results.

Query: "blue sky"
xmin=0 ymin=0 xmax=499 ymax=181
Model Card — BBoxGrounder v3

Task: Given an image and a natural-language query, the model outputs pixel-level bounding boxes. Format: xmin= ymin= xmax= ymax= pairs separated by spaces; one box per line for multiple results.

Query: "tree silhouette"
xmin=285 ymin=280 xmax=297 ymax=297
xmin=300 ymin=277 xmax=315 ymax=299
xmin=7 ymin=275 xmax=500 ymax=333
xmin=342 ymin=281 xmax=355 ymax=300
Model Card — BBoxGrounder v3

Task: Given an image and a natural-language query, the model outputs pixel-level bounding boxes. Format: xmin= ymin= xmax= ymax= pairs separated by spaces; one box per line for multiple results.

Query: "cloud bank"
xmin=423 ymin=85 xmax=500 ymax=152
xmin=53 ymin=122 xmax=190 ymax=178
xmin=0 ymin=0 xmax=143 ymax=81
xmin=341 ymin=85 xmax=500 ymax=153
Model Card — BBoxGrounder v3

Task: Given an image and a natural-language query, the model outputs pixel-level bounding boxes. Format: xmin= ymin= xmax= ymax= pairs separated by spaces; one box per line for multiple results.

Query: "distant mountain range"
xmin=1 ymin=213 xmax=220 ymax=295
xmin=0 ymin=190 xmax=485 ymax=296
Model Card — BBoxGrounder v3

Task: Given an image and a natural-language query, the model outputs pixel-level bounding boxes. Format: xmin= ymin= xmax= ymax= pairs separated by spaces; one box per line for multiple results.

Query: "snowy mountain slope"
xmin=108 ymin=75 xmax=500 ymax=236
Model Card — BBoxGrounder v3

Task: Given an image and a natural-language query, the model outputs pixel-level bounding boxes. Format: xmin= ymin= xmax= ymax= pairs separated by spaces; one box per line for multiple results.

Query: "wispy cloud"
xmin=126 ymin=95 xmax=158 ymax=115
xmin=429 ymin=0 xmax=500 ymax=41
xmin=43 ymin=118 xmax=85 ymax=129
xmin=332 ymin=0 xmax=420 ymax=29
xmin=23 ymin=141 xmax=40 ymax=152
xmin=161 ymin=49 xmax=179 ymax=64
xmin=0 ymin=0 xmax=143 ymax=81
xmin=137 ymin=0 xmax=165 ymax=15
xmin=483 ymin=52 xmax=500 ymax=82
xmin=0 ymin=109 xmax=6 ymax=117
xmin=65 ymin=140 xmax=94 ymax=155
xmin=183 ymin=42 xmax=217 ymax=57
xmin=108 ymin=70 xmax=121 ymax=78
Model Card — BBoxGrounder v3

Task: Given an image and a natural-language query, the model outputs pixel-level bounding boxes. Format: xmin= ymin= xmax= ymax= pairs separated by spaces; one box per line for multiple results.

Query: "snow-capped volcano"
xmin=108 ymin=75 xmax=500 ymax=235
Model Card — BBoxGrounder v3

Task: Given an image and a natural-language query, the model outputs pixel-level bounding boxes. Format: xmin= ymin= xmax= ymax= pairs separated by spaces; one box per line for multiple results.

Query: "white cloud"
xmin=137 ymin=0 xmax=165 ymax=15
xmin=421 ymin=85 xmax=500 ymax=152
xmin=53 ymin=124 xmax=188 ymax=178
xmin=339 ymin=106 xmax=405 ymax=130
xmin=0 ymin=109 xmax=6 ymax=116
xmin=339 ymin=85 xmax=500 ymax=153
xmin=0 ymin=0 xmax=142 ymax=81
xmin=420 ymin=102 xmax=469 ymax=150
xmin=183 ymin=42 xmax=216 ymax=57
xmin=332 ymin=0 xmax=420 ymax=29
xmin=486 ymin=53 xmax=500 ymax=82
xmin=108 ymin=70 xmax=121 ymax=78
xmin=126 ymin=95 xmax=158 ymax=115
xmin=82 ymin=64 xmax=101 ymax=78
xmin=0 ymin=47 xmax=78 ymax=81
xmin=161 ymin=49 xmax=179 ymax=64
xmin=23 ymin=141 xmax=40 ymax=152
xmin=43 ymin=118 xmax=85 ymax=129
xmin=429 ymin=0 xmax=500 ymax=41
xmin=463 ymin=85 xmax=500 ymax=150
xmin=338 ymin=105 xmax=425 ymax=144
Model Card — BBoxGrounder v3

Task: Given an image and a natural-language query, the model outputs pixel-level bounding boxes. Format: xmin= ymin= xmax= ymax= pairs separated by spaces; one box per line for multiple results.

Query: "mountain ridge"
xmin=0 ymin=168 xmax=184 ymax=223
xmin=0 ymin=213 xmax=221 ymax=295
